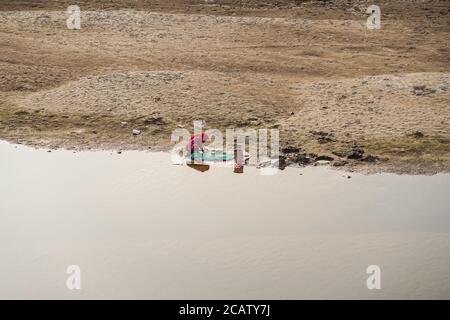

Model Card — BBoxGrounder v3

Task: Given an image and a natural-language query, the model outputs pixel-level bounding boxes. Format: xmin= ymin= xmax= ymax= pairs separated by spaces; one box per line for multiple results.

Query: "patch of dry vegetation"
xmin=0 ymin=1 xmax=449 ymax=173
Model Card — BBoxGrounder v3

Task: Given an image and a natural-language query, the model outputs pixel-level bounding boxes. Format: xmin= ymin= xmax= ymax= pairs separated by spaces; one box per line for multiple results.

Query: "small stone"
xmin=411 ymin=131 xmax=425 ymax=139
xmin=412 ymin=85 xmax=436 ymax=96
xmin=361 ymin=155 xmax=379 ymax=163
xmin=282 ymin=146 xmax=300 ymax=154
xmin=275 ymin=156 xmax=287 ymax=170
xmin=293 ymin=153 xmax=312 ymax=165
xmin=315 ymin=155 xmax=334 ymax=162
xmin=332 ymin=160 xmax=347 ymax=167
xmin=346 ymin=148 xmax=364 ymax=160
xmin=143 ymin=117 xmax=165 ymax=125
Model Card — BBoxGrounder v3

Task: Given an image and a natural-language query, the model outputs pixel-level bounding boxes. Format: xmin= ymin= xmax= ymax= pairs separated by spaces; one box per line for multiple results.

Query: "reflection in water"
xmin=0 ymin=141 xmax=449 ymax=299
xmin=183 ymin=148 xmax=245 ymax=174
xmin=187 ymin=162 xmax=210 ymax=172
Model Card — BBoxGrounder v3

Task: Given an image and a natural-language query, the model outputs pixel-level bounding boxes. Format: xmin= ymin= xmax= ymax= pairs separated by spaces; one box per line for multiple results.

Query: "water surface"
xmin=0 ymin=141 xmax=449 ymax=299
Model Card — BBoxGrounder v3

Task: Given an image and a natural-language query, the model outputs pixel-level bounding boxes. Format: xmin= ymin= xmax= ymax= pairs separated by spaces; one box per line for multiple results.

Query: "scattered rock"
xmin=346 ymin=149 xmax=364 ymax=160
xmin=282 ymin=146 xmax=300 ymax=154
xmin=143 ymin=116 xmax=165 ymax=125
xmin=276 ymin=155 xmax=287 ymax=170
xmin=318 ymin=136 xmax=334 ymax=144
xmin=332 ymin=151 xmax=347 ymax=158
xmin=332 ymin=160 xmax=348 ymax=167
xmin=293 ymin=153 xmax=313 ymax=165
xmin=310 ymin=130 xmax=335 ymax=144
xmin=409 ymin=130 xmax=425 ymax=139
xmin=14 ymin=110 xmax=30 ymax=116
xmin=346 ymin=144 xmax=364 ymax=160
xmin=315 ymin=155 xmax=334 ymax=162
xmin=412 ymin=85 xmax=436 ymax=96
xmin=361 ymin=155 xmax=379 ymax=162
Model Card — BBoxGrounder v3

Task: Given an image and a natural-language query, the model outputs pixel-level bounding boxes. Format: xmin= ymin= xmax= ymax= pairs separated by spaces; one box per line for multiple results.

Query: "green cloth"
xmin=190 ymin=150 xmax=233 ymax=162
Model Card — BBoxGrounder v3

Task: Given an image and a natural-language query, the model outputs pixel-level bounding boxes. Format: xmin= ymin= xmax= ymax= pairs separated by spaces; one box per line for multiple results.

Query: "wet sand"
xmin=1 ymin=141 xmax=449 ymax=299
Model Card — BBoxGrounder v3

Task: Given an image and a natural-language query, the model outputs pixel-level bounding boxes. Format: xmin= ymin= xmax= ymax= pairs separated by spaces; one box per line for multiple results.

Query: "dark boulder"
xmin=346 ymin=145 xmax=365 ymax=160
xmin=332 ymin=160 xmax=348 ymax=167
xmin=282 ymin=146 xmax=300 ymax=154
xmin=293 ymin=153 xmax=313 ymax=165
xmin=411 ymin=131 xmax=425 ymax=139
xmin=315 ymin=155 xmax=334 ymax=162
xmin=276 ymin=155 xmax=287 ymax=170
xmin=361 ymin=155 xmax=379 ymax=163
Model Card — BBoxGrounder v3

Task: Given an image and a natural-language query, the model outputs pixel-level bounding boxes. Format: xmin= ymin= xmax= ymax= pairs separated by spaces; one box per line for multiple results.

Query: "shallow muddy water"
xmin=0 ymin=141 xmax=449 ymax=299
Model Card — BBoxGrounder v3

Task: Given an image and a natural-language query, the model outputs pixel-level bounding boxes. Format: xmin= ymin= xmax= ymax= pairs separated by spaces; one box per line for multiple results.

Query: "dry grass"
xmin=0 ymin=1 xmax=449 ymax=173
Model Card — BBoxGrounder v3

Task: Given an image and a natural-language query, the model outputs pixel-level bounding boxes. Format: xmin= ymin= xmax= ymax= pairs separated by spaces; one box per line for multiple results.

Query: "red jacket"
xmin=186 ymin=132 xmax=209 ymax=152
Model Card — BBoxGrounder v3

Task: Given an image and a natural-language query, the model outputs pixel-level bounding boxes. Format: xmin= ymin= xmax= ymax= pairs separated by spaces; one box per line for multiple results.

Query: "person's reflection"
xmin=234 ymin=145 xmax=244 ymax=174
xmin=187 ymin=162 xmax=210 ymax=172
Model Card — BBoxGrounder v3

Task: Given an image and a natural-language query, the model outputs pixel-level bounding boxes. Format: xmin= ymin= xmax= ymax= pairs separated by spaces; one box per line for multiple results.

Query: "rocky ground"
xmin=0 ymin=1 xmax=449 ymax=173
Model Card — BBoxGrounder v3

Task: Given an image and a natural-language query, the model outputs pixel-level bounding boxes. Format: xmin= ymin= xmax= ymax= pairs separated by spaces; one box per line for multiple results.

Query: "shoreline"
xmin=1 ymin=138 xmax=449 ymax=176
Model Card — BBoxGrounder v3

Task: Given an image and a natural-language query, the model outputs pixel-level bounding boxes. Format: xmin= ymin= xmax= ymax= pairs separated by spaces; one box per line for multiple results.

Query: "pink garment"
xmin=186 ymin=132 xmax=209 ymax=152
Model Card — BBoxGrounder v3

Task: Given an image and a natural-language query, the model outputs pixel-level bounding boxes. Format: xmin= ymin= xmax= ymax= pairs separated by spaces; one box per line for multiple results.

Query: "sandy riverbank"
xmin=0 ymin=1 xmax=449 ymax=174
